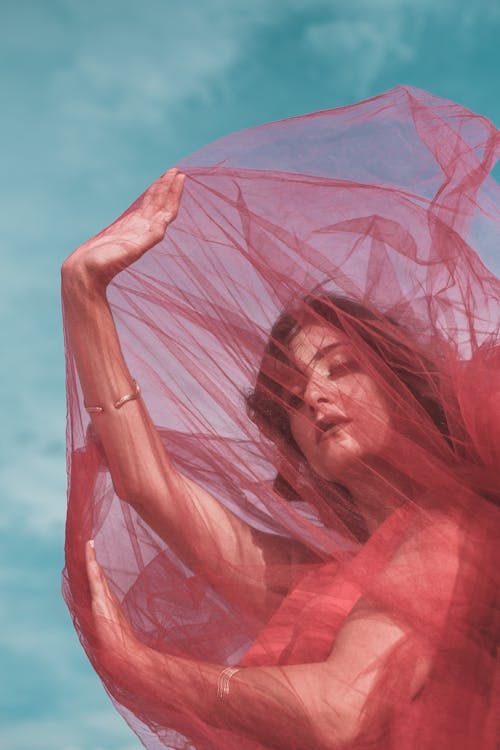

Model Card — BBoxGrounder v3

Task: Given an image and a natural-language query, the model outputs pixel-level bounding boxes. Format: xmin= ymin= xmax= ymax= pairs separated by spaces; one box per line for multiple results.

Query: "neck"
xmin=341 ymin=458 xmax=414 ymax=534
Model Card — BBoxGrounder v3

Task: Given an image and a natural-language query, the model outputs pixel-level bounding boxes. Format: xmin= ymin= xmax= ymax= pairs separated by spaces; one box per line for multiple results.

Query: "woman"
xmin=62 ymin=87 xmax=500 ymax=749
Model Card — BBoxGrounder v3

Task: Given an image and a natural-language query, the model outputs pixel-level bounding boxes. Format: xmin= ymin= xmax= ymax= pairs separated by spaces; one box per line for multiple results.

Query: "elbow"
xmin=103 ymin=466 xmax=154 ymax=508
xmin=110 ymin=479 xmax=134 ymax=505
xmin=111 ymin=477 xmax=152 ymax=510
xmin=116 ymin=478 xmax=175 ymax=527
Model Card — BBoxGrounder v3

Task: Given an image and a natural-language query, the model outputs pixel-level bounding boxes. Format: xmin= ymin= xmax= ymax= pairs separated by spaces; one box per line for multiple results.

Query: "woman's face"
xmin=287 ymin=323 xmax=393 ymax=482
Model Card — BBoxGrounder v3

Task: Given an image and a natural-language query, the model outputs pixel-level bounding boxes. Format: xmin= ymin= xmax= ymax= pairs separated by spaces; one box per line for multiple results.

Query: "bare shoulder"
xmin=395 ymin=508 xmax=463 ymax=560
xmin=382 ymin=508 xmax=464 ymax=612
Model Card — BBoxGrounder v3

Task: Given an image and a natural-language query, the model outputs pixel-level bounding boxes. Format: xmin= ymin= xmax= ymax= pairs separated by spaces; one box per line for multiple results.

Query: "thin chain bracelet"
xmin=84 ymin=379 xmax=141 ymax=414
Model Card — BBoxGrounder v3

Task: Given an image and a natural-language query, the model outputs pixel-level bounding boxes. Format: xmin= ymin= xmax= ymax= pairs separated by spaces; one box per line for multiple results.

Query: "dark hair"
xmin=246 ymin=293 xmax=455 ymax=534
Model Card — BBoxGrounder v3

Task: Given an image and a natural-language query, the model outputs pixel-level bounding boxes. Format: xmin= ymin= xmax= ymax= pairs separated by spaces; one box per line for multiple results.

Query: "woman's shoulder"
xmin=382 ymin=500 xmax=498 ymax=618
xmin=369 ymin=506 xmax=464 ymax=620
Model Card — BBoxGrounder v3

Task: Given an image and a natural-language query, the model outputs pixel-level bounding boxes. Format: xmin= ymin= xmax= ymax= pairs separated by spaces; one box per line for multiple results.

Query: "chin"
xmin=313 ymin=437 xmax=379 ymax=483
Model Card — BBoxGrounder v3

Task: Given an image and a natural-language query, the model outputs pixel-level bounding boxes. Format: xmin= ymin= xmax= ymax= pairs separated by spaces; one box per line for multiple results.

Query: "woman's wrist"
xmin=61 ymin=258 xmax=108 ymax=301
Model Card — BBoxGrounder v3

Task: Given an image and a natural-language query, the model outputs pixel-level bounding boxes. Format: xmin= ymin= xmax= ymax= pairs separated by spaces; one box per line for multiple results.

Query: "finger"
xmin=157 ymin=167 xmax=180 ymax=196
xmin=150 ymin=168 xmax=183 ymax=205
xmin=141 ymin=169 xmax=179 ymax=214
xmin=164 ymin=172 xmax=186 ymax=222
xmin=161 ymin=166 xmax=179 ymax=180
xmin=85 ymin=540 xmax=112 ymax=602
xmin=85 ymin=544 xmax=123 ymax=629
xmin=170 ymin=172 xmax=186 ymax=206
xmin=85 ymin=540 xmax=101 ymax=600
xmin=145 ymin=173 xmax=186 ymax=238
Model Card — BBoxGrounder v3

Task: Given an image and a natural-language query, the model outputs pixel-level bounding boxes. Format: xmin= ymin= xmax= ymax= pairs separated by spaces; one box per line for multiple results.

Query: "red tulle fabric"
xmin=62 ymin=86 xmax=500 ymax=749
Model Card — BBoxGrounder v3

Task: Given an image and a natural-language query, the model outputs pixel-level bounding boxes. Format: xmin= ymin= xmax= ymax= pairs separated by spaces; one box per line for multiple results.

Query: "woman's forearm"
xmin=62 ymin=268 xmax=177 ymax=501
xmin=131 ymin=648 xmax=354 ymax=750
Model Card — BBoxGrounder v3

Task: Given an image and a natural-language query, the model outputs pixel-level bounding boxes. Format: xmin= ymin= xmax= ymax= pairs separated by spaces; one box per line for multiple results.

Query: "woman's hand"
xmin=62 ymin=168 xmax=185 ymax=291
xmin=85 ymin=540 xmax=150 ymax=675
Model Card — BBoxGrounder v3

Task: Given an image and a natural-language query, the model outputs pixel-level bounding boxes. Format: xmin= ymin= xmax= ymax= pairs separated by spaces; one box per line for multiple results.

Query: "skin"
xmin=62 ymin=168 xmax=315 ymax=623
xmin=65 ymin=170 xmax=459 ymax=747
xmin=285 ymin=323 xmax=409 ymax=533
xmin=288 ymin=323 xmax=393 ymax=484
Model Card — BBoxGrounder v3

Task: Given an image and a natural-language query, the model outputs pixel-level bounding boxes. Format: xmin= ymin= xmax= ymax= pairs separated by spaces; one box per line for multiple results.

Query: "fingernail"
xmin=88 ymin=539 xmax=95 ymax=548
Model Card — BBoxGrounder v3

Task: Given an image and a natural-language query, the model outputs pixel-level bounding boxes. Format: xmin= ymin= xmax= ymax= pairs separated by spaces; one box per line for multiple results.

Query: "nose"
xmin=302 ymin=374 xmax=330 ymax=411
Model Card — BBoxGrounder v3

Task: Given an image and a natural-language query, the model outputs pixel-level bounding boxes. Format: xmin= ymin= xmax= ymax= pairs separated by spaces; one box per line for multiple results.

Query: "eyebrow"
xmin=311 ymin=342 xmax=345 ymax=363
xmin=288 ymin=340 xmax=347 ymax=376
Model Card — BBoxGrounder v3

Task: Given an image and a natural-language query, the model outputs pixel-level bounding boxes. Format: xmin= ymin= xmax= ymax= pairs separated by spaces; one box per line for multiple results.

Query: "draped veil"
xmin=63 ymin=86 xmax=500 ymax=749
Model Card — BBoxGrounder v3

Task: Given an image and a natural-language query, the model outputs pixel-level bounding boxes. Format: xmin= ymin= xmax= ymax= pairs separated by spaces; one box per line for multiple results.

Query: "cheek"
xmin=349 ymin=379 xmax=392 ymax=442
xmin=289 ymin=412 xmax=315 ymax=451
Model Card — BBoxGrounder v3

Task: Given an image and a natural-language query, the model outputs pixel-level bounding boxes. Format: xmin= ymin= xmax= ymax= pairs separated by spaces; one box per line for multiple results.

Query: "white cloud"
xmin=304 ymin=16 xmax=414 ymax=96
xmin=2 ymin=0 xmax=499 ymax=542
xmin=47 ymin=0 xmax=281 ymax=154
xmin=50 ymin=5 xmax=240 ymax=128
xmin=302 ymin=0 xmax=498 ymax=96
xmin=1 ymin=5 xmax=499 ymax=750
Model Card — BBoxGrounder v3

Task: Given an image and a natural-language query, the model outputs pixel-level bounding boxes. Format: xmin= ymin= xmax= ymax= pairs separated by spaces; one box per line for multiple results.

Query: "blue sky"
xmin=1 ymin=1 xmax=499 ymax=748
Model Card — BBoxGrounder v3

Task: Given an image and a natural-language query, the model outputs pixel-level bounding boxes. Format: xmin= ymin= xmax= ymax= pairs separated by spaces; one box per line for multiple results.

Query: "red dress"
xmin=63 ymin=86 xmax=500 ymax=748
xmin=241 ymin=499 xmax=499 ymax=748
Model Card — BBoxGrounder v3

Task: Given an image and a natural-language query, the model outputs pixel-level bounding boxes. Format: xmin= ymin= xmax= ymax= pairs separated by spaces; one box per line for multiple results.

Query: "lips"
xmin=315 ymin=416 xmax=351 ymax=444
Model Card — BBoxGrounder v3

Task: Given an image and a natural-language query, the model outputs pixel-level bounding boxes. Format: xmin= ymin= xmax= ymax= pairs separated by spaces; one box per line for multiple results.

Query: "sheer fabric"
xmin=62 ymin=86 xmax=500 ymax=749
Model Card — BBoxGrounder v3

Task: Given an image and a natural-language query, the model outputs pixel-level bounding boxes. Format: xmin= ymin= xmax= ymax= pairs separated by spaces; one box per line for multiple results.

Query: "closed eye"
xmin=287 ymin=392 xmax=304 ymax=408
xmin=328 ymin=359 xmax=359 ymax=378
xmin=284 ymin=361 xmax=360 ymax=407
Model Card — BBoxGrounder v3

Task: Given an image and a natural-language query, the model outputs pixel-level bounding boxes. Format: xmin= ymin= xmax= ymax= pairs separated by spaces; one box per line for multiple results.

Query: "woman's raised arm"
xmin=62 ymin=170 xmax=313 ymax=621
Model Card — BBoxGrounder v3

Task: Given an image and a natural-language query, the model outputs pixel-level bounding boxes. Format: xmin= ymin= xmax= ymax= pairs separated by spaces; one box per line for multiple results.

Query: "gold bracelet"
xmin=216 ymin=666 xmax=241 ymax=700
xmin=84 ymin=379 xmax=141 ymax=414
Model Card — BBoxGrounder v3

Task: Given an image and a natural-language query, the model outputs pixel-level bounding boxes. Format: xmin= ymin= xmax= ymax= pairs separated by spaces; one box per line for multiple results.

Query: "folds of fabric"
xmin=62 ymin=86 xmax=500 ymax=749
